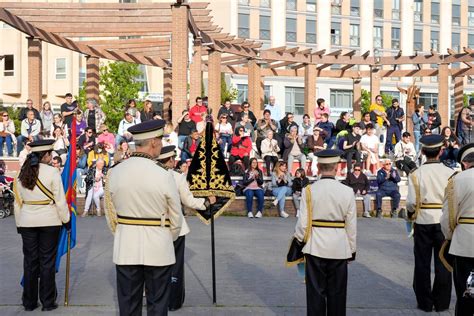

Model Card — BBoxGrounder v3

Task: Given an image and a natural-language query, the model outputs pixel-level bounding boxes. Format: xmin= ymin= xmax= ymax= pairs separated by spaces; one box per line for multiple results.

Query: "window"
xmin=260 ymin=15 xmax=271 ymax=40
xmin=374 ymin=0 xmax=383 ymax=18
xmin=469 ymin=6 xmax=474 ymax=27
xmin=3 ymin=54 xmax=14 ymax=77
xmin=136 ymin=65 xmax=148 ymax=93
xmin=391 ymin=27 xmax=400 ymax=49
xmin=414 ymin=29 xmax=422 ymax=51
xmin=452 ymin=5 xmax=460 ymax=26
xmin=237 ymin=84 xmax=271 ymax=104
xmin=469 ymin=34 xmax=474 ymax=48
xmin=55 ymin=58 xmax=66 ymax=80
xmin=79 ymin=68 xmax=86 ymax=87
xmin=350 ymin=24 xmax=359 ymax=46
xmin=431 ymin=2 xmax=440 ymax=24
xmin=414 ymin=0 xmax=422 ymax=22
xmin=260 ymin=0 xmax=271 ymax=8
xmin=285 ymin=87 xmax=305 ymax=115
xmin=430 ymin=64 xmax=438 ymax=83
xmin=238 ymin=0 xmax=249 ymax=5
xmin=330 ymin=89 xmax=353 ymax=113
xmin=452 ymin=32 xmax=460 ymax=53
xmin=286 ymin=0 xmax=296 ymax=11
xmin=381 ymin=91 xmax=400 ymax=101
xmin=374 ymin=26 xmax=382 ymax=49
xmin=430 ymin=31 xmax=439 ymax=51
xmin=350 ymin=0 xmax=359 ymax=16
xmin=286 ymin=18 xmax=297 ymax=43
xmin=331 ymin=22 xmax=341 ymax=46
xmin=392 ymin=0 xmax=400 ymax=19
xmin=306 ymin=0 xmax=316 ymax=12
xmin=331 ymin=0 xmax=341 ymax=15
xmin=419 ymin=93 xmax=437 ymax=109
xmin=306 ymin=20 xmax=316 ymax=44
xmin=238 ymin=14 xmax=250 ymax=39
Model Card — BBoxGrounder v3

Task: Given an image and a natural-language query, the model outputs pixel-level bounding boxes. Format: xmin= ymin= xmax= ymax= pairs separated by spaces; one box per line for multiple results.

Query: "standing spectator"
xmin=455 ymin=104 xmax=472 ymax=145
xmin=316 ymin=113 xmax=336 ymax=148
xmin=0 ymin=111 xmax=16 ymax=157
xmin=140 ymin=100 xmax=154 ymax=122
xmin=344 ymin=163 xmax=372 ymax=218
xmin=40 ymin=101 xmax=54 ymax=137
xmin=360 ymin=124 xmax=380 ymax=173
xmin=299 ymin=114 xmax=313 ymax=144
xmin=412 ymin=105 xmax=428 ymax=152
xmin=82 ymin=158 xmax=106 ymax=217
xmin=440 ymin=127 xmax=460 ymax=167
xmin=77 ymin=127 xmax=95 ymax=154
xmin=284 ymin=126 xmax=307 ymax=175
xmin=217 ymin=99 xmax=236 ymax=126
xmin=243 ymin=158 xmax=265 ymax=218
xmin=52 ymin=126 xmax=70 ymax=164
xmin=375 ymin=159 xmax=401 ymax=218
xmin=215 ymin=114 xmax=233 ymax=157
xmin=163 ymin=122 xmax=179 ymax=152
xmin=125 ymin=99 xmax=141 ymax=123
xmin=235 ymin=113 xmax=256 ymax=141
xmin=385 ymin=99 xmax=405 ymax=154
xmin=60 ymin=93 xmax=77 ymax=129
xmin=360 ymin=112 xmax=374 ymax=131
xmin=255 ymin=109 xmax=278 ymax=153
xmin=306 ymin=127 xmax=325 ymax=176
xmin=228 ymin=126 xmax=252 ymax=170
xmin=260 ymin=130 xmax=280 ymax=176
xmin=87 ymin=142 xmax=109 ymax=168
xmin=113 ymin=140 xmax=132 ymax=163
xmin=116 ymin=112 xmax=136 ymax=147
xmin=291 ymin=168 xmax=309 ymax=217
xmin=50 ymin=113 xmax=69 ymax=138
xmin=343 ymin=123 xmax=362 ymax=173
xmin=264 ymin=96 xmax=283 ymax=122
xmin=83 ymin=99 xmax=106 ymax=133
xmin=19 ymin=99 xmax=41 ymax=122
xmin=427 ymin=105 xmax=442 ymax=134
xmin=189 ymin=96 xmax=207 ymax=124
xmin=177 ymin=110 xmax=196 ymax=150
xmin=369 ymin=94 xmax=387 ymax=145
xmin=97 ymin=124 xmax=115 ymax=158
xmin=17 ymin=110 xmax=41 ymax=155
xmin=236 ymin=101 xmax=257 ymax=125
xmin=394 ymin=132 xmax=417 ymax=175
xmin=313 ymin=98 xmax=331 ymax=125
xmin=334 ymin=111 xmax=351 ymax=135
xmin=75 ymin=110 xmax=87 ymax=138
xmin=271 ymin=161 xmax=292 ymax=218
xmin=180 ymin=129 xmax=201 ymax=161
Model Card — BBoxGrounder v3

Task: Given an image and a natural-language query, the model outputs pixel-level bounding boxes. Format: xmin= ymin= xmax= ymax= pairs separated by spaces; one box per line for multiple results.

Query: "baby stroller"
xmin=0 ymin=177 xmax=14 ymax=219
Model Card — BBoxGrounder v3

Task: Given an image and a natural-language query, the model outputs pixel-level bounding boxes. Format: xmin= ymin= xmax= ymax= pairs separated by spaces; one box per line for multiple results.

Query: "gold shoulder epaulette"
xmin=156 ymin=160 xmax=169 ymax=171
xmin=109 ymin=160 xmax=122 ymax=169
xmin=408 ymin=167 xmax=418 ymax=174
xmin=448 ymin=171 xmax=459 ymax=180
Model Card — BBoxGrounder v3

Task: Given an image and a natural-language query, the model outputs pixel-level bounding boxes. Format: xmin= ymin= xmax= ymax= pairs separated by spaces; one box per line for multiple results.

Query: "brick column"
xmin=370 ymin=67 xmax=381 ymax=103
xmin=163 ymin=69 xmax=172 ymax=122
xmin=248 ymin=60 xmax=264 ymax=116
xmin=27 ymin=37 xmax=42 ymax=111
xmin=453 ymin=76 xmax=464 ymax=117
xmin=438 ymin=63 xmax=449 ymax=126
xmin=353 ymin=78 xmax=362 ymax=120
xmin=207 ymin=49 xmax=221 ymax=118
xmin=189 ymin=41 xmax=202 ymax=103
xmin=171 ymin=3 xmax=189 ymax=126
xmin=303 ymin=64 xmax=316 ymax=116
xmin=86 ymin=56 xmax=100 ymax=103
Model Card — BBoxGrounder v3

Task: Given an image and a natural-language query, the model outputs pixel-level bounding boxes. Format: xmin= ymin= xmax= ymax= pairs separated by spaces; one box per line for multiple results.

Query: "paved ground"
xmin=0 ymin=215 xmax=455 ymax=315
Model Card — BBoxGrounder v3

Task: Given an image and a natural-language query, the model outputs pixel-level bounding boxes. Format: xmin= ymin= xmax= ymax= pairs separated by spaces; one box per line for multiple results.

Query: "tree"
xmin=75 ymin=80 xmax=87 ymax=110
xmin=220 ymin=73 xmax=238 ymax=104
xmin=361 ymin=89 xmax=393 ymax=114
xmin=99 ymin=62 xmax=144 ymax=132
xmin=463 ymin=92 xmax=474 ymax=107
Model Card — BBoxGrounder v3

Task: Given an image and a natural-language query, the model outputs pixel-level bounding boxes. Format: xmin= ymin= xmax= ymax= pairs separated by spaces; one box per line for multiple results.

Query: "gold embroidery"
xmin=104 ymin=172 xmax=118 ymax=234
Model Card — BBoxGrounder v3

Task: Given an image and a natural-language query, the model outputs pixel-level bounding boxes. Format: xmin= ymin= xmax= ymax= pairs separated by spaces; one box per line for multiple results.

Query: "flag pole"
xmin=210 ymin=205 xmax=217 ymax=304
xmin=64 ymin=230 xmax=71 ymax=306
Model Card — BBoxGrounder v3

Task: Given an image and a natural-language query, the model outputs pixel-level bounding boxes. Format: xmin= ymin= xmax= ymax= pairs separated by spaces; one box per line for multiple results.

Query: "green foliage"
xmin=75 ymin=80 xmax=87 ymax=110
xmin=464 ymin=92 xmax=474 ymax=107
xmin=99 ymin=62 xmax=144 ymax=132
xmin=220 ymin=73 xmax=238 ymax=105
xmin=0 ymin=106 xmax=21 ymax=132
xmin=360 ymin=89 xmax=393 ymax=115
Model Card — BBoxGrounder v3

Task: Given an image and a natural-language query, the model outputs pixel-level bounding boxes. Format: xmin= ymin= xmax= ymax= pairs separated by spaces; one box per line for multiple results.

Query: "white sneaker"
xmin=363 ymin=212 xmax=371 ymax=218
xmin=280 ymin=211 xmax=289 ymax=218
xmin=296 ymin=210 xmax=300 ymax=218
xmin=272 ymin=198 xmax=279 ymax=206
xmin=247 ymin=212 xmax=254 ymax=218
xmin=255 ymin=211 xmax=262 ymax=218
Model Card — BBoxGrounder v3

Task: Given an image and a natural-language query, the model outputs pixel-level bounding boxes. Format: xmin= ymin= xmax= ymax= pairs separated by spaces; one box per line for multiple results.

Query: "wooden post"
xmin=208 ymin=50 xmax=221 ymax=117
xmin=370 ymin=67 xmax=381 ymax=104
xmin=27 ymin=37 xmax=42 ymax=111
xmin=163 ymin=69 xmax=172 ymax=121
xmin=189 ymin=40 xmax=202 ymax=103
xmin=353 ymin=78 xmax=362 ymax=120
xmin=453 ymin=76 xmax=464 ymax=118
xmin=86 ymin=56 xmax=100 ymax=103
xmin=438 ymin=63 xmax=449 ymax=127
xmin=248 ymin=60 xmax=264 ymax=116
xmin=304 ymin=64 xmax=316 ymax=117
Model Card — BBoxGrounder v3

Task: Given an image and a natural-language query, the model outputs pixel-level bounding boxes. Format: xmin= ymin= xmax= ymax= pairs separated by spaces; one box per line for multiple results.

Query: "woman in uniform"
xmin=14 ymin=139 xmax=70 ymax=311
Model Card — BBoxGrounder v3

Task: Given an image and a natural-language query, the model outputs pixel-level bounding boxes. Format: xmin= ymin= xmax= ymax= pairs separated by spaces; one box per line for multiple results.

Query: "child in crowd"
xmin=291 ymin=168 xmax=309 ymax=218
xmin=316 ymin=113 xmax=335 ymax=148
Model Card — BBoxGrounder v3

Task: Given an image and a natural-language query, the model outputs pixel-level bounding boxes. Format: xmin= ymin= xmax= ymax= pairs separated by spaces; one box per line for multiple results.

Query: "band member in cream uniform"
xmin=294 ymin=149 xmax=357 ymax=316
xmin=440 ymin=143 xmax=474 ymax=316
xmin=14 ymin=139 xmax=70 ymax=312
xmin=157 ymin=145 xmax=216 ymax=311
xmin=105 ymin=120 xmax=182 ymax=316
xmin=406 ymin=134 xmax=456 ymax=312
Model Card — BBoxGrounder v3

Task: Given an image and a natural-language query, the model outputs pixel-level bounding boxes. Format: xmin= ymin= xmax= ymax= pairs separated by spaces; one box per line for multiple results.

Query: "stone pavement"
xmin=0 ymin=216 xmax=455 ymax=315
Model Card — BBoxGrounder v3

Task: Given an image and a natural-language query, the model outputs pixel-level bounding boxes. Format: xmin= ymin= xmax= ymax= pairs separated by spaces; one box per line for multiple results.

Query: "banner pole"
xmin=210 ymin=205 xmax=217 ymax=304
xmin=64 ymin=231 xmax=71 ymax=306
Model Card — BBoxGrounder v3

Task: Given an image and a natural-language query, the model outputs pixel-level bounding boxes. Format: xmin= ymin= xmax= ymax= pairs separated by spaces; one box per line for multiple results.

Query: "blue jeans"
xmin=0 ymin=135 xmax=13 ymax=156
xmin=413 ymin=130 xmax=421 ymax=153
xmin=178 ymin=135 xmax=187 ymax=150
xmin=180 ymin=151 xmax=192 ymax=161
xmin=244 ymin=189 xmax=264 ymax=214
xmin=440 ymin=148 xmax=459 ymax=164
xmin=324 ymin=136 xmax=336 ymax=149
xmin=375 ymin=188 xmax=400 ymax=211
xmin=385 ymin=125 xmax=401 ymax=153
xmin=272 ymin=186 xmax=292 ymax=212
xmin=219 ymin=135 xmax=232 ymax=154
xmin=17 ymin=135 xmax=40 ymax=155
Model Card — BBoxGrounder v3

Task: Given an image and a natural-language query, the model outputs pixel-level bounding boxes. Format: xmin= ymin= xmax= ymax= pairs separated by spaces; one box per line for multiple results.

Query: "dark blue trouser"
xmin=0 ymin=135 xmax=13 ymax=156
xmin=385 ymin=125 xmax=401 ymax=153
xmin=244 ymin=189 xmax=264 ymax=214
xmin=375 ymin=188 xmax=400 ymax=211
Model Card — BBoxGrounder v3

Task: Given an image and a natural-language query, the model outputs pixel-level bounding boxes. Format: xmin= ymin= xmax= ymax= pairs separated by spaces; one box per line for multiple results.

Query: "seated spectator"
xmin=77 ymin=127 xmax=95 ymax=154
xmin=440 ymin=126 xmax=460 ymax=167
xmin=82 ymin=158 xmax=106 ymax=217
xmin=236 ymin=101 xmax=257 ymax=125
xmin=84 ymin=99 xmax=106 ymax=133
xmin=217 ymin=99 xmax=236 ymax=127
xmin=292 ymin=168 xmax=309 ymax=217
xmin=215 ymin=114 xmax=233 ymax=157
xmin=271 ymin=161 xmax=292 ymax=218
xmin=87 ymin=142 xmax=109 ymax=168
xmin=283 ymin=126 xmax=307 ymax=175
xmin=243 ymin=158 xmax=265 ymax=218
xmin=360 ymin=112 xmax=374 ymax=131
xmin=140 ymin=100 xmax=154 ymax=122
xmin=177 ymin=110 xmax=196 ymax=150
xmin=279 ymin=112 xmax=299 ymax=141
xmin=306 ymin=127 xmax=325 ymax=176
xmin=375 ymin=159 xmax=401 ymax=218
xmin=17 ymin=110 xmax=42 ymax=155
xmin=181 ymin=129 xmax=201 ymax=161
xmin=394 ymin=132 xmax=417 ymax=175
xmin=228 ymin=126 xmax=252 ymax=170
xmin=40 ymin=101 xmax=54 ymax=137
xmin=260 ymin=130 xmax=280 ymax=176
xmin=189 ymin=96 xmax=207 ymax=124
xmin=75 ymin=110 xmax=87 ymax=138
xmin=196 ymin=112 xmax=207 ymax=135
xmin=342 ymin=123 xmax=362 ymax=173
xmin=116 ymin=112 xmax=136 ymax=147
xmin=51 ymin=156 xmax=62 ymax=171
xmin=97 ymin=124 xmax=115 ymax=158
xmin=299 ymin=114 xmax=313 ymax=144
xmin=344 ymin=163 xmax=372 ymax=218
xmin=125 ymin=99 xmax=141 ymax=124
xmin=52 ymin=126 xmax=70 ymax=164
xmin=19 ymin=98 xmax=41 ymax=122
xmin=235 ymin=113 xmax=256 ymax=142
xmin=313 ymin=98 xmax=330 ymax=125
xmin=360 ymin=123 xmax=380 ymax=173
xmin=0 ymin=111 xmax=16 ymax=157
xmin=316 ymin=113 xmax=335 ymax=148
xmin=256 ymin=109 xmax=278 ymax=154
xmin=76 ymin=145 xmax=88 ymax=193
xmin=18 ymin=140 xmax=32 ymax=167
xmin=427 ymin=105 xmax=441 ymax=134
xmin=163 ymin=122 xmax=178 ymax=148
xmin=335 ymin=111 xmax=351 ymax=135
xmin=50 ymin=113 xmax=69 ymax=138
xmin=113 ymin=140 xmax=132 ymax=163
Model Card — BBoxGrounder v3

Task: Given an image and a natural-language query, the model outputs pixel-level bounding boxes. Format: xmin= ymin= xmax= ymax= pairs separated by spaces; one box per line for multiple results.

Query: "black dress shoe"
xmin=41 ymin=303 xmax=58 ymax=311
xmin=435 ymin=307 xmax=449 ymax=312
xmin=417 ymin=304 xmax=433 ymax=312
xmin=24 ymin=304 xmax=39 ymax=311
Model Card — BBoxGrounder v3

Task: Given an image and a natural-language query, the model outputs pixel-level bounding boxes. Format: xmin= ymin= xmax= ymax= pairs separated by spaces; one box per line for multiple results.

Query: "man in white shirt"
xmin=17 ymin=110 xmax=41 ymax=155
xmin=264 ymin=96 xmax=283 ymax=122
xmin=116 ymin=112 xmax=136 ymax=148
xmin=360 ymin=123 xmax=380 ymax=173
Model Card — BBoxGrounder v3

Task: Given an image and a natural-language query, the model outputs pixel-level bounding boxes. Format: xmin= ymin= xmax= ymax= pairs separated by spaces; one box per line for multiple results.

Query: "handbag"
xmin=286 ymin=185 xmax=313 ymax=266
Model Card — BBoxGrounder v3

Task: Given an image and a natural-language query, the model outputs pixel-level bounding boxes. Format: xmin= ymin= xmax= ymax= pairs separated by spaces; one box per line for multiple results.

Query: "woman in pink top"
xmin=313 ymin=98 xmax=331 ymax=125
xmin=97 ymin=124 xmax=115 ymax=157
xmin=242 ymin=158 xmax=265 ymax=218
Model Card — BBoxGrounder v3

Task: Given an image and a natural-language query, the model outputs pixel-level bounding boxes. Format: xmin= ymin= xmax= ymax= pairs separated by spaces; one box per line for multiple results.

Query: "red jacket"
xmin=189 ymin=104 xmax=207 ymax=124
xmin=230 ymin=135 xmax=252 ymax=158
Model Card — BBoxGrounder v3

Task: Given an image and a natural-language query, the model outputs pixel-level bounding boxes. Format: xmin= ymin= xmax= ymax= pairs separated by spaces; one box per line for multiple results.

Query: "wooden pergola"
xmin=1 ymin=1 xmax=473 ymax=129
